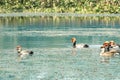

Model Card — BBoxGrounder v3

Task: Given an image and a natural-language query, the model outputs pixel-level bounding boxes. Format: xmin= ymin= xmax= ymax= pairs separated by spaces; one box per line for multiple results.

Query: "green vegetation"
xmin=0 ymin=0 xmax=120 ymax=13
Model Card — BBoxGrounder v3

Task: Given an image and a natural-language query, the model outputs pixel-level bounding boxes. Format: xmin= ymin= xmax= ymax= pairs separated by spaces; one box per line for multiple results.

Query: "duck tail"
xmin=29 ymin=51 xmax=34 ymax=56
xmin=84 ymin=44 xmax=89 ymax=48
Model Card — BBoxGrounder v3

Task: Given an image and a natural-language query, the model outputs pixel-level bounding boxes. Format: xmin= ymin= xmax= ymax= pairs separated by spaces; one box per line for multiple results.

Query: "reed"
xmin=0 ymin=0 xmax=120 ymax=13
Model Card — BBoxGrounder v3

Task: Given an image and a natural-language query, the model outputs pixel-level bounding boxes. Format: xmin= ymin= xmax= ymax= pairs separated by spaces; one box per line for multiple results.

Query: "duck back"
xmin=84 ymin=44 xmax=89 ymax=48
xmin=29 ymin=51 xmax=34 ymax=56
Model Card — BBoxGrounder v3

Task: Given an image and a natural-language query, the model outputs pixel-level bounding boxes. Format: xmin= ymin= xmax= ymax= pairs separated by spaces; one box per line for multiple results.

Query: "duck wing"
xmin=76 ymin=43 xmax=89 ymax=48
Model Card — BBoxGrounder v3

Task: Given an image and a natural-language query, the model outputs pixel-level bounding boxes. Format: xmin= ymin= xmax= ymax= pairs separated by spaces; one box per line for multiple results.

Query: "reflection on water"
xmin=0 ymin=16 xmax=120 ymax=28
xmin=0 ymin=16 xmax=120 ymax=80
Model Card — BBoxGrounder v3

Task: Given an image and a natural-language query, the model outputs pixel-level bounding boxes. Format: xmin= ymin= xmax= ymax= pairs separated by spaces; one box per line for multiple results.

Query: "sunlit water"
xmin=0 ymin=16 xmax=120 ymax=80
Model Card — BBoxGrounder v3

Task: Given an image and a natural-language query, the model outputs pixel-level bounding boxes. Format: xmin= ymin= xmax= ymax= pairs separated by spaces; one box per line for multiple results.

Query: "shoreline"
xmin=0 ymin=13 xmax=120 ymax=17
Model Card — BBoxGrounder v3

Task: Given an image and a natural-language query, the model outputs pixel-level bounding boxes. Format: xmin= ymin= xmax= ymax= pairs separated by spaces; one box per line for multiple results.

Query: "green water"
xmin=0 ymin=16 xmax=120 ymax=80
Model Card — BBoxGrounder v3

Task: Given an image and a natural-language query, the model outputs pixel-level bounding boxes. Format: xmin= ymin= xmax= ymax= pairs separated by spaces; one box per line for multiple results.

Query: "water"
xmin=0 ymin=16 xmax=120 ymax=80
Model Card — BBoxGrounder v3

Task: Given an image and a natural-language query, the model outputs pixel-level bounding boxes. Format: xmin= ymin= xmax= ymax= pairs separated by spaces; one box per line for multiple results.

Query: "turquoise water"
xmin=0 ymin=16 xmax=120 ymax=80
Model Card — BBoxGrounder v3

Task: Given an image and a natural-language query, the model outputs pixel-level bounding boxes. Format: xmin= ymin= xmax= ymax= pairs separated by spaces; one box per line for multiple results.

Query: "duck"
xmin=16 ymin=45 xmax=34 ymax=59
xmin=101 ymin=41 xmax=110 ymax=52
xmin=109 ymin=40 xmax=120 ymax=50
xmin=71 ymin=37 xmax=89 ymax=48
xmin=100 ymin=46 xmax=117 ymax=57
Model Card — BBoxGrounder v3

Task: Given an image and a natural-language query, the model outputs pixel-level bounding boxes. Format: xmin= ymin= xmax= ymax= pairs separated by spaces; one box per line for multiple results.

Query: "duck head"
xmin=103 ymin=41 xmax=109 ymax=47
xmin=16 ymin=45 xmax=22 ymax=53
xmin=71 ymin=37 xmax=76 ymax=48
xmin=109 ymin=40 xmax=115 ymax=46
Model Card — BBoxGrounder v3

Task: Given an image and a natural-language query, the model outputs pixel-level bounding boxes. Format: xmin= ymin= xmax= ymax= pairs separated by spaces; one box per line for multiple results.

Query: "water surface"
xmin=0 ymin=16 xmax=120 ymax=80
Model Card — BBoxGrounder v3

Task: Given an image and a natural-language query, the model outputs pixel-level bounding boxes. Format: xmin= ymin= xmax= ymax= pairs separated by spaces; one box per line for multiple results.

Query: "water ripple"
xmin=1 ymin=28 xmax=120 ymax=37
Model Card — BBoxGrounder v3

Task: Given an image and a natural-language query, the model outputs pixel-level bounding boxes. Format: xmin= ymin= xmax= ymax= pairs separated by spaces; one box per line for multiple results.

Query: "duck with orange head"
xmin=71 ymin=37 xmax=89 ymax=48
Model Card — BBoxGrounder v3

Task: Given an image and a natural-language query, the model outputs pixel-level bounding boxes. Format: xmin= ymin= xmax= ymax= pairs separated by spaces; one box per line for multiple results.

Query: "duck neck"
xmin=101 ymin=48 xmax=105 ymax=53
xmin=17 ymin=48 xmax=22 ymax=53
xmin=100 ymin=48 xmax=105 ymax=55
xmin=73 ymin=41 xmax=76 ymax=48
xmin=104 ymin=46 xmax=110 ymax=52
